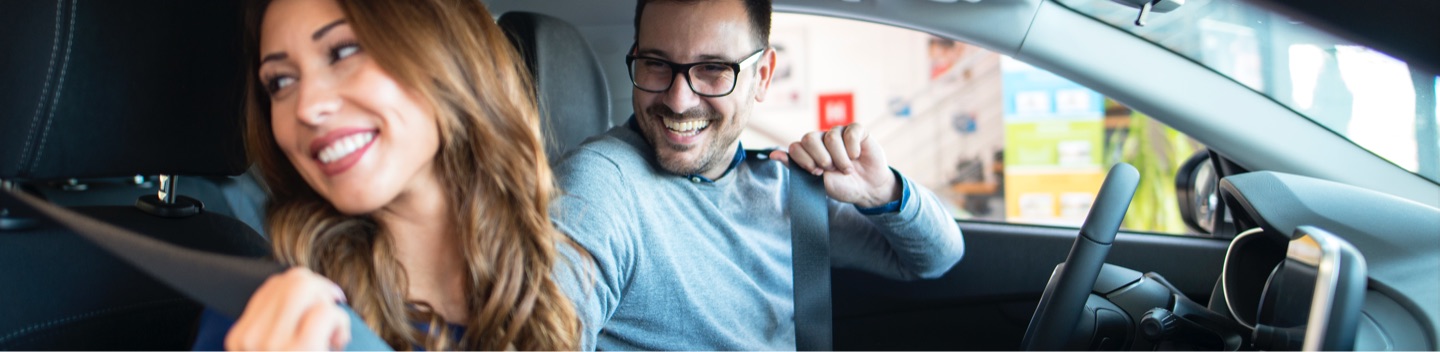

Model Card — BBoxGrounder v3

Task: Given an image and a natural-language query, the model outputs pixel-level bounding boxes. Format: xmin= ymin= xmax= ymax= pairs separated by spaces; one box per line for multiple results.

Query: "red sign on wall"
xmin=817 ymin=92 xmax=854 ymax=131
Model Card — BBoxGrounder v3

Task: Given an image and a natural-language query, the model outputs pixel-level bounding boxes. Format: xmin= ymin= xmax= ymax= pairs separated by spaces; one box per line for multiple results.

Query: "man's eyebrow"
xmin=635 ymin=49 xmax=734 ymax=62
xmin=312 ymin=19 xmax=346 ymax=41
xmin=635 ymin=48 xmax=669 ymax=58
xmin=695 ymin=54 xmax=731 ymax=62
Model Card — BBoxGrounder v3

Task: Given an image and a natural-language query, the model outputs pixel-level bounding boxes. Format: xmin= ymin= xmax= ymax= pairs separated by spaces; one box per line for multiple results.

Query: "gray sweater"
xmin=552 ymin=122 xmax=965 ymax=350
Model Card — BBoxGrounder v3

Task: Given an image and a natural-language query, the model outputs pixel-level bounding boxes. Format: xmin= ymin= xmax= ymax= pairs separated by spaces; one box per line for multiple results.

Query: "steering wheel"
xmin=1020 ymin=163 xmax=1140 ymax=350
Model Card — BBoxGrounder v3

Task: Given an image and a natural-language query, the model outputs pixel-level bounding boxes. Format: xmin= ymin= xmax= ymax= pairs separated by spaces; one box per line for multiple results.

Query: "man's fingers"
xmin=799 ymin=132 xmax=831 ymax=172
xmin=767 ymin=150 xmax=790 ymax=165
xmin=824 ymin=126 xmax=853 ymax=173
xmin=842 ymin=123 xmax=867 ymax=159
xmin=788 ymin=142 xmax=821 ymax=175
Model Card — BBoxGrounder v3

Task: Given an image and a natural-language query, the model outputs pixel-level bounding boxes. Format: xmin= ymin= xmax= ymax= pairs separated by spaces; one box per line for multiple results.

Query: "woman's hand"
xmin=225 ymin=267 xmax=352 ymax=351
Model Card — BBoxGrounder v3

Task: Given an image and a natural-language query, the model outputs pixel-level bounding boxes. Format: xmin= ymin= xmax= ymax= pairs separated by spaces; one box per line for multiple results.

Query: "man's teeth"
xmin=318 ymin=132 xmax=375 ymax=164
xmin=663 ymin=119 xmax=709 ymax=136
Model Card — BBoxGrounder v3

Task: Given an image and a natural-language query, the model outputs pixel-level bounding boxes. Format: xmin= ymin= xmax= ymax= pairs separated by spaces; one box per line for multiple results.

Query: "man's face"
xmin=632 ymin=0 xmax=772 ymax=179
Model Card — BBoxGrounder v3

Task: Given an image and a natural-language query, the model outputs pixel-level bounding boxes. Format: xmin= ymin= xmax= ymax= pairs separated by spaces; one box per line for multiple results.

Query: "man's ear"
xmin=754 ymin=47 xmax=776 ymax=102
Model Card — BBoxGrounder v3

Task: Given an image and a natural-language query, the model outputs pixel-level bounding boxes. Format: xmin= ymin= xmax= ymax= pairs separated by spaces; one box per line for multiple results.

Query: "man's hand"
xmin=769 ymin=123 xmax=901 ymax=208
xmin=226 ymin=267 xmax=351 ymax=351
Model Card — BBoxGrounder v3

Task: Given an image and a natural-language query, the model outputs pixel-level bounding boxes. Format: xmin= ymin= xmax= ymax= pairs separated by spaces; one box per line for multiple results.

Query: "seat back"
xmin=0 ymin=0 xmax=269 ymax=349
xmin=499 ymin=11 xmax=614 ymax=161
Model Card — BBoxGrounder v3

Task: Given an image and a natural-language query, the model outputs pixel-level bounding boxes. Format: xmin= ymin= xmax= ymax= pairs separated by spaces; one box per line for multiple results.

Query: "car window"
xmin=1056 ymin=0 xmax=1440 ymax=185
xmin=745 ymin=13 xmax=1203 ymax=235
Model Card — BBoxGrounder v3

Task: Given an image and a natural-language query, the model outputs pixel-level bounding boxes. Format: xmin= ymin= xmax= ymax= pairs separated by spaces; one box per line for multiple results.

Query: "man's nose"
xmin=661 ymin=71 xmax=702 ymax=114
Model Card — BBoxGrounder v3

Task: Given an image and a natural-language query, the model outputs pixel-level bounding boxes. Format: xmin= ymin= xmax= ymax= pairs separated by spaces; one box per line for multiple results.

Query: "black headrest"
xmin=0 ymin=0 xmax=248 ymax=181
xmin=498 ymin=11 xmax=613 ymax=160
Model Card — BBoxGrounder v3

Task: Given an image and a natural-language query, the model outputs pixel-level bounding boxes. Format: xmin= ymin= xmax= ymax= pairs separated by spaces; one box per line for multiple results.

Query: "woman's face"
xmin=259 ymin=0 xmax=441 ymax=214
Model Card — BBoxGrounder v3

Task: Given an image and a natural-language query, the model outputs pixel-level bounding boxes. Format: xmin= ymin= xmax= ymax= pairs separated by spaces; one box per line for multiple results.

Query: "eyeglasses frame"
xmin=625 ymin=47 xmax=768 ymax=98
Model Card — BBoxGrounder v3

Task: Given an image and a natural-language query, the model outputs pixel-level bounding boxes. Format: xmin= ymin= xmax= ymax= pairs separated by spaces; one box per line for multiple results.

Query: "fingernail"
xmin=812 ymin=169 xmax=823 ymax=176
xmin=332 ymin=284 xmax=348 ymax=304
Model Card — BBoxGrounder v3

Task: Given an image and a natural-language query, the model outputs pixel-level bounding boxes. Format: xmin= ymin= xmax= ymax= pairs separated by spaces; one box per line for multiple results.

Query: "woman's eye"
xmin=331 ymin=42 xmax=360 ymax=63
xmin=265 ymin=76 xmax=296 ymax=95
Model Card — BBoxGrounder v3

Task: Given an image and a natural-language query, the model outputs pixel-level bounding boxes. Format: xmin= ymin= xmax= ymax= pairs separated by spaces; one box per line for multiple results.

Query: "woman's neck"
xmin=374 ymin=170 xmax=469 ymax=323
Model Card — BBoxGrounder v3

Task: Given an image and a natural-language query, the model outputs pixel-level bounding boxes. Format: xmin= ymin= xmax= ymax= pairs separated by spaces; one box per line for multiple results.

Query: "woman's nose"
xmin=295 ymin=77 xmax=342 ymax=126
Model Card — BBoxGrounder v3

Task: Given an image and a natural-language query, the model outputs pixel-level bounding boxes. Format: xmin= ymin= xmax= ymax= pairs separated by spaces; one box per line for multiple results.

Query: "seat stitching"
xmin=0 ymin=298 xmax=190 ymax=345
xmin=18 ymin=0 xmax=65 ymax=176
xmin=30 ymin=0 xmax=79 ymax=171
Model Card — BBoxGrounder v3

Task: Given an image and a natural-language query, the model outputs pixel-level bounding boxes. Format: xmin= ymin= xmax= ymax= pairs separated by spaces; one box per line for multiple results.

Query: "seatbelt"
xmin=786 ymin=162 xmax=833 ymax=351
xmin=2 ymin=189 xmax=392 ymax=351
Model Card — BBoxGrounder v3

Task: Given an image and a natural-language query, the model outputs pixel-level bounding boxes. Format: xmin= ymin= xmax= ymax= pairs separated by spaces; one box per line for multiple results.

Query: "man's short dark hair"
xmin=634 ymin=0 xmax=772 ymax=49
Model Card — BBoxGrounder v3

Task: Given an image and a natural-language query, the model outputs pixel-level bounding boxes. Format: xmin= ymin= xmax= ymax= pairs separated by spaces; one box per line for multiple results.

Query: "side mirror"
xmin=1175 ymin=150 xmax=1219 ymax=234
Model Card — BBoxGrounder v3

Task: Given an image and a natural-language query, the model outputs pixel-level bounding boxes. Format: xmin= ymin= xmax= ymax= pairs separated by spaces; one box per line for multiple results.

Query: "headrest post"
xmin=158 ymin=175 xmax=178 ymax=204
xmin=136 ymin=174 xmax=203 ymax=218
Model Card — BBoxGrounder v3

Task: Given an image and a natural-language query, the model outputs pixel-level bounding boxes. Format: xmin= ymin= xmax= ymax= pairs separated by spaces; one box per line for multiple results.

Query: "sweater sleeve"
xmin=551 ymin=149 xmax=638 ymax=350
xmin=828 ymin=172 xmax=966 ymax=280
xmin=190 ymin=308 xmax=235 ymax=351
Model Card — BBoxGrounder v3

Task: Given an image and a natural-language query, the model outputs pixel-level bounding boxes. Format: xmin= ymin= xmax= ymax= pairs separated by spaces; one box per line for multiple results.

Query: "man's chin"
xmin=655 ymin=148 xmax=705 ymax=176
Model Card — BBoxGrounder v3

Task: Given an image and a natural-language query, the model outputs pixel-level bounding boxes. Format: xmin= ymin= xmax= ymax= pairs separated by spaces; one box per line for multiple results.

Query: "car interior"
xmin=2 ymin=0 xmax=1436 ymax=350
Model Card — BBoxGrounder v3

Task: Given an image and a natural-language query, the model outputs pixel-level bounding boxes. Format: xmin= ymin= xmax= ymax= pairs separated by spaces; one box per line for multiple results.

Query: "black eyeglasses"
xmin=625 ymin=48 xmax=766 ymax=97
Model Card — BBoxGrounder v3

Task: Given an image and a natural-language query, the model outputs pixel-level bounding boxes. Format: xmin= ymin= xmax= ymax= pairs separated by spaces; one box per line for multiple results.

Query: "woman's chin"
xmin=324 ymin=194 xmax=387 ymax=216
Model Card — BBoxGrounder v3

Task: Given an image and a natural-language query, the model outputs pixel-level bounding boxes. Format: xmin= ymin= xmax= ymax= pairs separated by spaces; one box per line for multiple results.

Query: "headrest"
xmin=498 ymin=11 xmax=613 ymax=160
xmin=0 ymin=1 xmax=248 ymax=181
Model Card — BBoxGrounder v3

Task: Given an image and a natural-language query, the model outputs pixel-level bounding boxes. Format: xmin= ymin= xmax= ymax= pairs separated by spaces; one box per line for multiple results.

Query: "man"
xmin=552 ymin=0 xmax=965 ymax=349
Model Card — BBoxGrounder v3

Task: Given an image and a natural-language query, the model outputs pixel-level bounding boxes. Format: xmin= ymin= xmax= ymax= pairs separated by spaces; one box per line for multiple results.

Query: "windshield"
xmin=1057 ymin=0 xmax=1440 ymax=184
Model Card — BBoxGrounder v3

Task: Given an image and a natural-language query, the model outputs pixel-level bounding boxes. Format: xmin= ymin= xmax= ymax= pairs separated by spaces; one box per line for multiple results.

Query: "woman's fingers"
xmin=295 ymin=296 xmax=351 ymax=351
xmin=225 ymin=267 xmax=349 ymax=351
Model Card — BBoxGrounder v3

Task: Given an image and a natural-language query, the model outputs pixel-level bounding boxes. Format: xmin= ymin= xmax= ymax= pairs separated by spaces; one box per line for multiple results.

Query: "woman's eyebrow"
xmin=258 ymin=19 xmax=347 ymax=65
xmin=311 ymin=19 xmax=346 ymax=41
xmin=260 ymin=52 xmax=288 ymax=66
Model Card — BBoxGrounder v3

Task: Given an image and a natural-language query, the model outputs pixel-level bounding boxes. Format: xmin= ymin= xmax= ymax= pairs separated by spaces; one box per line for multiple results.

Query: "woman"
xmin=192 ymin=0 xmax=584 ymax=350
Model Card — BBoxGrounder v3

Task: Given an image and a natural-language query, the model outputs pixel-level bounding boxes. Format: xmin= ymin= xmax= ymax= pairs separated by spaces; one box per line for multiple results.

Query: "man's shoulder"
xmin=558 ymin=126 xmax=650 ymax=171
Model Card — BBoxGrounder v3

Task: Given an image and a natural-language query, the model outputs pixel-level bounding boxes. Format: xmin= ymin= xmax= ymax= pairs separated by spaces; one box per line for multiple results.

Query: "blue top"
xmin=551 ymin=118 xmax=965 ymax=350
xmin=191 ymin=308 xmax=464 ymax=351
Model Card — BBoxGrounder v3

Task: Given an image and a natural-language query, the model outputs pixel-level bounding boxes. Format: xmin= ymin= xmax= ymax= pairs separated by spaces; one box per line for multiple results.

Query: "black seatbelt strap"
xmin=2 ymin=189 xmax=392 ymax=351
xmin=786 ymin=161 xmax=833 ymax=351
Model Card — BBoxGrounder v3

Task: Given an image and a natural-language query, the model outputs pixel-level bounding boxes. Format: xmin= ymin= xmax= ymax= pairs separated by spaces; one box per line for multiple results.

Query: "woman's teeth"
xmin=664 ymin=119 xmax=709 ymax=136
xmin=318 ymin=132 xmax=375 ymax=164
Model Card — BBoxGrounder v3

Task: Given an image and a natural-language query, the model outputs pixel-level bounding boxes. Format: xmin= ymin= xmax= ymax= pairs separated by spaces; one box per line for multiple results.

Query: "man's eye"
xmin=331 ymin=42 xmax=360 ymax=63
xmin=641 ymin=59 xmax=667 ymax=69
xmin=698 ymin=63 xmax=730 ymax=73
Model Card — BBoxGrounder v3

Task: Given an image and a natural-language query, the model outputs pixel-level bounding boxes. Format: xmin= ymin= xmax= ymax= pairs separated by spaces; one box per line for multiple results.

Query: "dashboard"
xmin=1216 ymin=171 xmax=1439 ymax=350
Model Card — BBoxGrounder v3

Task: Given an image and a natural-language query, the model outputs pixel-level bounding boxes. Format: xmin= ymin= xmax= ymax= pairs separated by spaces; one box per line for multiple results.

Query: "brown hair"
xmin=243 ymin=0 xmax=583 ymax=350
xmin=634 ymin=0 xmax=772 ymax=47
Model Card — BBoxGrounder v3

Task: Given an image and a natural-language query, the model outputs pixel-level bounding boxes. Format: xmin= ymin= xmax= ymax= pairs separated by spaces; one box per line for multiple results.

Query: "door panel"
xmin=833 ymin=221 xmax=1229 ymax=350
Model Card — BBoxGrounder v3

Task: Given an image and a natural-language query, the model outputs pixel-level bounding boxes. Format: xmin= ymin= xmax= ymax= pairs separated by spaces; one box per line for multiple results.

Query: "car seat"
xmin=498 ymin=11 xmax=614 ymax=161
xmin=0 ymin=0 xmax=270 ymax=349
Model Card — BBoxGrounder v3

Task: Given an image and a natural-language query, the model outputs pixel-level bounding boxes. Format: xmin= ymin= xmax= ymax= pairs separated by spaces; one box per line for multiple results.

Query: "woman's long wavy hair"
xmin=242 ymin=0 xmax=582 ymax=349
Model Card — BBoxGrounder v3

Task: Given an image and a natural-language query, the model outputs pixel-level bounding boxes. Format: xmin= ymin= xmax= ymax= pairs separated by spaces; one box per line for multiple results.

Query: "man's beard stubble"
xmin=640 ymin=103 xmax=740 ymax=176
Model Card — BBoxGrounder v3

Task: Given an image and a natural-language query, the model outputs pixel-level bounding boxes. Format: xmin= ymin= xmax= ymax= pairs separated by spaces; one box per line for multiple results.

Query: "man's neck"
xmin=697 ymin=139 xmax=743 ymax=180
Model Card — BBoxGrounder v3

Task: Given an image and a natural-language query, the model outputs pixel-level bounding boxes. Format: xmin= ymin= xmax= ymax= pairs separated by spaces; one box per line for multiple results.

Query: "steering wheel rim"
xmin=1020 ymin=162 xmax=1140 ymax=350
